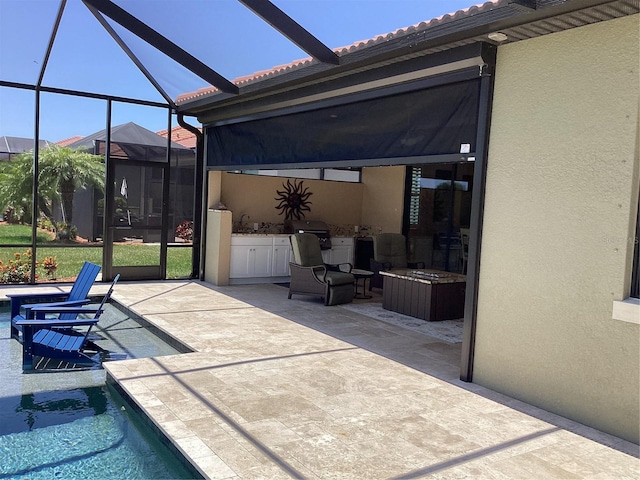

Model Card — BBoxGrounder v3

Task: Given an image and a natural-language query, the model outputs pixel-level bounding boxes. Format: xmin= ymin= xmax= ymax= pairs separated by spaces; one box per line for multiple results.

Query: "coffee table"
xmin=380 ymin=269 xmax=466 ymax=321
xmin=351 ymin=268 xmax=374 ymax=299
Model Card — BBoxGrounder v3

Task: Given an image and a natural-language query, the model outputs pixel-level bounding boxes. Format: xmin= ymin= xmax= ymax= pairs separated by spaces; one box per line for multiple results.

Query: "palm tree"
xmin=40 ymin=145 xmax=104 ymax=227
xmin=0 ymin=145 xmax=104 ymax=238
xmin=0 ymin=154 xmax=35 ymax=223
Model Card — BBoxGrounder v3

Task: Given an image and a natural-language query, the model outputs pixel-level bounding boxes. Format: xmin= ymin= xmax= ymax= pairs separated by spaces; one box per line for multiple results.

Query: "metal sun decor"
xmin=274 ymin=179 xmax=313 ymax=220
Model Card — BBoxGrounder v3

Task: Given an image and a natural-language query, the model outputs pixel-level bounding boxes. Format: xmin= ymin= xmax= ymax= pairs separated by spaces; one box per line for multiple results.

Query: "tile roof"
xmin=0 ymin=136 xmax=51 ymax=154
xmin=55 ymin=135 xmax=84 ymax=147
xmin=176 ymin=0 xmax=503 ymax=104
xmin=156 ymin=125 xmax=200 ymax=149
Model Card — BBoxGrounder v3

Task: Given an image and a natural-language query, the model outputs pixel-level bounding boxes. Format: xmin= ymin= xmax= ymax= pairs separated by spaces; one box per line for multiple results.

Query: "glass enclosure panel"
xmin=37 ymin=92 xmax=106 ymax=245
xmin=112 ymin=239 xmax=160 ymax=267
xmin=169 ymin=148 xmax=196 ymax=244
xmin=116 ymin=0 xmax=306 ymax=91
xmin=110 ymin=102 xmax=170 ymax=145
xmin=0 ymin=1 xmax=60 ymax=86
xmin=407 ymin=162 xmax=474 ymax=272
xmin=167 ymin=246 xmax=192 ymax=279
xmin=112 ymin=163 xmax=164 ymax=244
xmin=40 ymin=1 xmax=164 ymax=102
xmin=0 ymin=246 xmax=34 ymax=284
xmin=0 ymin=87 xmax=36 ymax=235
xmin=35 ymin=246 xmax=103 ymax=283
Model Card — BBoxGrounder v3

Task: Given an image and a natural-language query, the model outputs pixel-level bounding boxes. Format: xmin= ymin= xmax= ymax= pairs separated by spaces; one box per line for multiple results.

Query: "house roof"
xmin=67 ymin=122 xmax=189 ymax=150
xmin=56 ymin=135 xmax=84 ymax=147
xmin=176 ymin=0 xmax=502 ymax=105
xmin=0 ymin=136 xmax=51 ymax=154
xmin=176 ymin=0 xmax=500 ymax=104
xmin=156 ymin=125 xmax=200 ymax=149
xmin=176 ymin=0 xmax=638 ymax=113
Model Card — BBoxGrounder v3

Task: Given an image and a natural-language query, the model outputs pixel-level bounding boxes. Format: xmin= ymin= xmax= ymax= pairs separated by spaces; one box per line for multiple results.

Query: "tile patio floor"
xmin=3 ymin=280 xmax=639 ymax=479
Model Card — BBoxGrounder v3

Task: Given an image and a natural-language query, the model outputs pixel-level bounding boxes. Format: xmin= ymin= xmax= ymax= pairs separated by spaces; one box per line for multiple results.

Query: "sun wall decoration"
xmin=274 ymin=179 xmax=313 ymax=220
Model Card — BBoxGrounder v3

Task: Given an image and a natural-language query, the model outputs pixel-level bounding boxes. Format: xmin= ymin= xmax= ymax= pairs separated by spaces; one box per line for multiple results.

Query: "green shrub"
xmin=55 ymin=222 xmax=77 ymax=241
xmin=39 ymin=217 xmax=55 ymax=232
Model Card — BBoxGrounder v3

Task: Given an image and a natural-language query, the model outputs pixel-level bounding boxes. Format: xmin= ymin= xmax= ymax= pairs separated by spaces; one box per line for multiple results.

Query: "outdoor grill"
xmin=285 ymin=220 xmax=332 ymax=250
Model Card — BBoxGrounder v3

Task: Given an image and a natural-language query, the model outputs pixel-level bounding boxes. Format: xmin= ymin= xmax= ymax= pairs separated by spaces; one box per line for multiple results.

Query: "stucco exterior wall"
xmin=475 ymin=15 xmax=639 ymax=443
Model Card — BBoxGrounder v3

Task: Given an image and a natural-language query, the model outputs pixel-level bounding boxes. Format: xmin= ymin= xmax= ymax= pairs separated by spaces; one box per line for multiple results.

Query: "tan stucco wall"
xmin=207 ymin=170 xmax=223 ymax=208
xmin=361 ymin=166 xmax=405 ymax=233
xmin=476 ymin=15 xmax=640 ymax=443
xmin=213 ymin=167 xmax=405 ymax=233
xmin=219 ymin=172 xmax=364 ymax=226
xmin=204 ymin=209 xmax=232 ymax=286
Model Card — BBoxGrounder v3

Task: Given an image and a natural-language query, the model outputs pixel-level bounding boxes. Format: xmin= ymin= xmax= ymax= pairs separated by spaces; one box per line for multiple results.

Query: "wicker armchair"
xmin=288 ymin=233 xmax=354 ymax=306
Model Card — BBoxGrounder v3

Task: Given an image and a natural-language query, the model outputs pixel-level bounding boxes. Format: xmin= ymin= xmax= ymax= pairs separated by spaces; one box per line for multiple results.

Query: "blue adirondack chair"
xmin=16 ymin=274 xmax=120 ymax=372
xmin=9 ymin=261 xmax=101 ymax=342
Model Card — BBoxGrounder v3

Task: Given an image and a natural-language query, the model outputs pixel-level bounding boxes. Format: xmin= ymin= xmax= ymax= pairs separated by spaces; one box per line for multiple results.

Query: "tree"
xmin=0 ymin=155 xmax=34 ymax=223
xmin=0 ymin=145 xmax=104 ymax=238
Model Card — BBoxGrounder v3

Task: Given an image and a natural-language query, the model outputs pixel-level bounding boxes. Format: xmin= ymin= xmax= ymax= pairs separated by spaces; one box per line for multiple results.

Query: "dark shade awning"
xmin=207 ymin=79 xmax=480 ymax=169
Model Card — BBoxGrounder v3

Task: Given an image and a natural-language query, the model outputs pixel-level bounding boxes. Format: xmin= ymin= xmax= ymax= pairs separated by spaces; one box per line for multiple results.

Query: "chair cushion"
xmin=324 ymin=271 xmax=354 ymax=286
xmin=291 ymin=233 xmax=325 ymax=267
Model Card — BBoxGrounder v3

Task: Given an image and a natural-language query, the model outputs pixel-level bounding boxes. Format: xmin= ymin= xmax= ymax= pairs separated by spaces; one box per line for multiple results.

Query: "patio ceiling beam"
xmin=238 ymin=0 xmax=340 ymax=65
xmin=82 ymin=0 xmax=239 ymax=95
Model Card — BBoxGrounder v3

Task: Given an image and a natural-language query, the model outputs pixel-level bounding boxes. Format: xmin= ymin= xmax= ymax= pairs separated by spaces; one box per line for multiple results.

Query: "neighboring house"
xmin=66 ymin=122 xmax=195 ymax=243
xmin=176 ymin=0 xmax=639 ymax=444
xmin=0 ymin=136 xmax=51 ymax=160
xmin=55 ymin=135 xmax=84 ymax=147
xmin=156 ymin=125 xmax=200 ymax=150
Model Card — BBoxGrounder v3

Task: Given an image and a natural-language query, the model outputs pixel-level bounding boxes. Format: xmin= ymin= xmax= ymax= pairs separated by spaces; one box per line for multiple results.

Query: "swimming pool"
xmin=0 ymin=303 xmax=200 ymax=479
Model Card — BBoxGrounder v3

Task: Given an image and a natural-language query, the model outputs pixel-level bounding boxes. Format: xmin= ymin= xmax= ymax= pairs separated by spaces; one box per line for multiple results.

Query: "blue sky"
xmin=0 ymin=0 xmax=476 ymax=142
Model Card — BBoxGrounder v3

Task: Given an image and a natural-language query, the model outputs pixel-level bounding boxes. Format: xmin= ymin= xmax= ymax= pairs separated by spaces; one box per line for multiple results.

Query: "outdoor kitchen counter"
xmin=228 ymin=235 xmax=354 ymax=284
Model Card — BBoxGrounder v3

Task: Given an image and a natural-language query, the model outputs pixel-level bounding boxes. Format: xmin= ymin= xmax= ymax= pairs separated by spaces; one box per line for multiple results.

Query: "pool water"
xmin=0 ymin=386 xmax=196 ymax=479
xmin=0 ymin=304 xmax=199 ymax=479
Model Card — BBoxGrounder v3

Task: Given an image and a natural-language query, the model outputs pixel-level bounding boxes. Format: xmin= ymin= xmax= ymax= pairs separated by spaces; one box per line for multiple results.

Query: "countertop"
xmin=380 ymin=268 xmax=466 ymax=284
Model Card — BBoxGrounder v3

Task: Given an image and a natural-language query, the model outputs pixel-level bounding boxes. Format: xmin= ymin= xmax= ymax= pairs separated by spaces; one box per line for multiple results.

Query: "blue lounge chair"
xmin=16 ymin=275 xmax=120 ymax=372
xmin=9 ymin=261 xmax=101 ymax=342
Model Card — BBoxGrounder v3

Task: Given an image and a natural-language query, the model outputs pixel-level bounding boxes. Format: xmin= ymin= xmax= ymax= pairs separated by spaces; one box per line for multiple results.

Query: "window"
xmin=229 ymin=168 xmax=361 ymax=183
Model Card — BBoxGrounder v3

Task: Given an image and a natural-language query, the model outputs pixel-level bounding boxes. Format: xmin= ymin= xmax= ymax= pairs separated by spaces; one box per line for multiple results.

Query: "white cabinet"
xmin=229 ymin=235 xmax=354 ymax=280
xmin=229 ymin=237 xmax=273 ymax=278
xmin=321 ymin=237 xmax=354 ymax=268
xmin=230 ymin=235 xmax=291 ymax=279
xmin=272 ymin=237 xmax=292 ymax=276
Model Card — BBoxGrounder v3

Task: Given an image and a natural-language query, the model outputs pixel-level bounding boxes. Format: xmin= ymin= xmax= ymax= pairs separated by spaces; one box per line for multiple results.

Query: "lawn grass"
xmin=0 ymin=223 xmax=53 ymax=244
xmin=1 ymin=224 xmax=192 ymax=281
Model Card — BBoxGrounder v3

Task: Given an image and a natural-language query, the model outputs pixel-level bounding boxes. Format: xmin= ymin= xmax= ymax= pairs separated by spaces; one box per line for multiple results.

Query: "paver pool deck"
xmin=3 ymin=280 xmax=639 ymax=479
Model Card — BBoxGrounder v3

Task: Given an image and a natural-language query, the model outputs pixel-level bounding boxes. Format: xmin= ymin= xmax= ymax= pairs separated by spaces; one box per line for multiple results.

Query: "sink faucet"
xmin=240 ymin=214 xmax=250 ymax=231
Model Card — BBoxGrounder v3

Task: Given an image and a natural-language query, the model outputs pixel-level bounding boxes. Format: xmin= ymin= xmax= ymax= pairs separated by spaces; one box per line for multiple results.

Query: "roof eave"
xmin=176 ymin=0 xmax=636 ymax=116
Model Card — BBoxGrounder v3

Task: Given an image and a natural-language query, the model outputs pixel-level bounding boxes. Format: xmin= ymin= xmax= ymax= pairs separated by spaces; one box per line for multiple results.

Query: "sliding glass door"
xmin=405 ymin=162 xmax=474 ymax=272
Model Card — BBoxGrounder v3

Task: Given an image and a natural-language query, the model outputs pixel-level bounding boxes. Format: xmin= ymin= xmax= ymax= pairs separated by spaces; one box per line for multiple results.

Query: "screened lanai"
xmin=2 ymin=0 xmax=637 ymax=392
xmin=1 ymin=0 xmax=483 ymax=282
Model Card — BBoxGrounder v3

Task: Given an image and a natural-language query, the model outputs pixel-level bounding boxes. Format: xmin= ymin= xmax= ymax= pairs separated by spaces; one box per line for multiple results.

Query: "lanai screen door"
xmin=102 ymin=143 xmax=169 ymax=281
